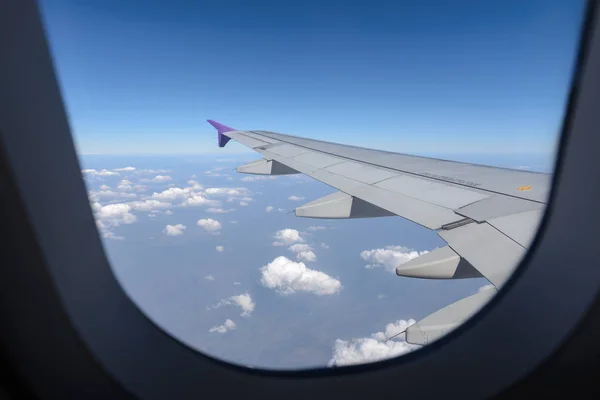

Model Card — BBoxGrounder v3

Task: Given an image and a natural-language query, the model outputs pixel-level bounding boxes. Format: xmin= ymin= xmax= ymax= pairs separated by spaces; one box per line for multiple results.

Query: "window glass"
xmin=40 ymin=0 xmax=585 ymax=369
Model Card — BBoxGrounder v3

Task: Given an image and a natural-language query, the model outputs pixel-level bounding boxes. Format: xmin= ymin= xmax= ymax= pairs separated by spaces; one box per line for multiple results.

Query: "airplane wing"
xmin=208 ymin=119 xmax=549 ymax=345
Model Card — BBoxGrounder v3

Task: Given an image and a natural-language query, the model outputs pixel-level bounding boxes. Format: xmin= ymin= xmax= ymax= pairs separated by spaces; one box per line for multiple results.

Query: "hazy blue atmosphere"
xmin=41 ymin=0 xmax=584 ymax=368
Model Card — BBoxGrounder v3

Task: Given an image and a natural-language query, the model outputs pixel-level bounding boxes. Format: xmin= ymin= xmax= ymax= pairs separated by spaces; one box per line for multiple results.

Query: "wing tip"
xmin=206 ymin=119 xmax=235 ymax=148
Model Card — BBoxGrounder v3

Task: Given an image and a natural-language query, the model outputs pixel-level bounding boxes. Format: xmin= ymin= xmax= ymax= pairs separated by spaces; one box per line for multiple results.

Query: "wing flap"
xmin=438 ymin=222 xmax=526 ymax=287
xmin=487 ymin=209 xmax=543 ymax=248
xmin=405 ymin=287 xmax=497 ymax=345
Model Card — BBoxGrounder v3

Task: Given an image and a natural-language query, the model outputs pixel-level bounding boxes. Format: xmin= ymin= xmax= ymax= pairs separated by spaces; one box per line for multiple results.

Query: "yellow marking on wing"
xmin=517 ymin=185 xmax=531 ymax=191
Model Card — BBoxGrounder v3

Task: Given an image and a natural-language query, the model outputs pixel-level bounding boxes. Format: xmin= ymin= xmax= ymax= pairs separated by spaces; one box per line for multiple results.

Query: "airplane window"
xmin=38 ymin=0 xmax=586 ymax=369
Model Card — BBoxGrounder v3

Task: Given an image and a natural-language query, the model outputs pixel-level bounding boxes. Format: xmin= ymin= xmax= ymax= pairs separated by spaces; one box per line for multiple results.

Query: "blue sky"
xmin=41 ymin=1 xmax=586 ymax=370
xmin=40 ymin=0 xmax=584 ymax=156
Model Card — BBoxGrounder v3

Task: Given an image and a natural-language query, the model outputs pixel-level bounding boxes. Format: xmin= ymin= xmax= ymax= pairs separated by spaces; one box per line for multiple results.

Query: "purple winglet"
xmin=207 ymin=119 xmax=236 ymax=148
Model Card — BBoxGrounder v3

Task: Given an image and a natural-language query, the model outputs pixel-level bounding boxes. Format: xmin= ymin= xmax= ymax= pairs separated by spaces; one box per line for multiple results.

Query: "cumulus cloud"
xmin=152 ymin=175 xmax=172 ymax=182
xmin=209 ymin=319 xmax=236 ymax=334
xmin=163 ymin=224 xmax=186 ymax=236
xmin=207 ymin=207 xmax=236 ymax=214
xmin=88 ymin=190 xmax=137 ymax=201
xmin=233 ymin=282 xmax=241 ymax=285
xmin=307 ymin=225 xmax=327 ymax=231
xmin=94 ymin=203 xmax=137 ymax=227
xmin=266 ymin=206 xmax=275 ymax=212
xmin=216 ymin=245 xmax=224 ymax=252
xmin=212 ymin=292 xmax=255 ymax=317
xmin=288 ymin=195 xmax=305 ymax=201
xmin=242 ymin=176 xmax=277 ymax=182
xmin=103 ymin=231 xmax=125 ymax=240
xmin=259 ymin=256 xmax=342 ymax=296
xmin=197 ymin=218 xmax=222 ymax=232
xmin=99 ymin=184 xmax=111 ymax=191
xmin=204 ymin=275 xmax=215 ymax=281
xmin=133 ymin=168 xmax=170 ymax=175
xmin=114 ymin=166 xmax=136 ymax=172
xmin=240 ymin=201 xmax=249 ymax=206
xmin=128 ymin=199 xmax=171 ymax=212
xmin=329 ymin=319 xmax=419 ymax=367
xmin=321 ymin=242 xmax=330 ymax=249
xmin=117 ymin=179 xmax=133 ymax=191
xmin=297 ymin=250 xmax=317 ymax=262
xmin=151 ymin=187 xmax=194 ymax=201
xmin=205 ymin=187 xmax=250 ymax=196
xmin=82 ymin=168 xmax=120 ymax=177
xmin=288 ymin=243 xmax=317 ymax=262
xmin=478 ymin=284 xmax=495 ymax=293
xmin=272 ymin=229 xmax=304 ymax=246
xmin=360 ymin=246 xmax=428 ymax=273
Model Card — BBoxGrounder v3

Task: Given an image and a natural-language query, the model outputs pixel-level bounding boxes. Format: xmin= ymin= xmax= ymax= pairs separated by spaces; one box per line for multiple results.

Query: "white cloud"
xmin=239 ymin=201 xmax=249 ymax=206
xmin=307 ymin=225 xmax=327 ymax=231
xmin=278 ymin=208 xmax=286 ymax=212
xmin=266 ymin=206 xmax=274 ymax=212
xmin=216 ymin=245 xmax=224 ymax=252
xmin=95 ymin=203 xmax=137 ymax=227
xmin=197 ymin=218 xmax=222 ymax=232
xmin=103 ymin=231 xmax=125 ymax=240
xmin=209 ymin=319 xmax=236 ymax=334
xmin=206 ymin=207 xmax=235 ymax=214
xmin=377 ymin=294 xmax=387 ymax=299
xmin=212 ymin=292 xmax=255 ymax=317
xmin=288 ymin=243 xmax=317 ymax=262
xmin=185 ymin=195 xmax=218 ymax=207
xmin=117 ymin=179 xmax=133 ymax=191
xmin=134 ymin=168 xmax=170 ymax=175
xmin=114 ymin=166 xmax=136 ymax=172
xmin=321 ymin=242 xmax=330 ymax=249
xmin=128 ymin=199 xmax=171 ymax=212
xmin=478 ymin=284 xmax=495 ymax=293
xmin=242 ymin=176 xmax=277 ymax=182
xmin=272 ymin=229 xmax=304 ymax=246
xmin=204 ymin=187 xmax=250 ymax=196
xmin=360 ymin=246 xmax=428 ymax=273
xmin=152 ymin=175 xmax=172 ymax=182
xmin=297 ymin=250 xmax=317 ymax=262
xmin=288 ymin=195 xmax=305 ymax=201
xmin=288 ymin=244 xmax=312 ymax=253
xmin=151 ymin=187 xmax=193 ymax=201
xmin=165 ymin=210 xmax=174 ymax=215
xmin=99 ymin=184 xmax=111 ymax=191
xmin=230 ymin=293 xmax=255 ymax=317
xmin=233 ymin=282 xmax=241 ymax=285
xmin=329 ymin=319 xmax=419 ymax=367
xmin=260 ymin=256 xmax=342 ymax=296
xmin=164 ymin=224 xmax=186 ymax=236
xmin=204 ymin=275 xmax=215 ymax=281
xmin=82 ymin=168 xmax=119 ymax=177
xmin=88 ymin=190 xmax=137 ymax=201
